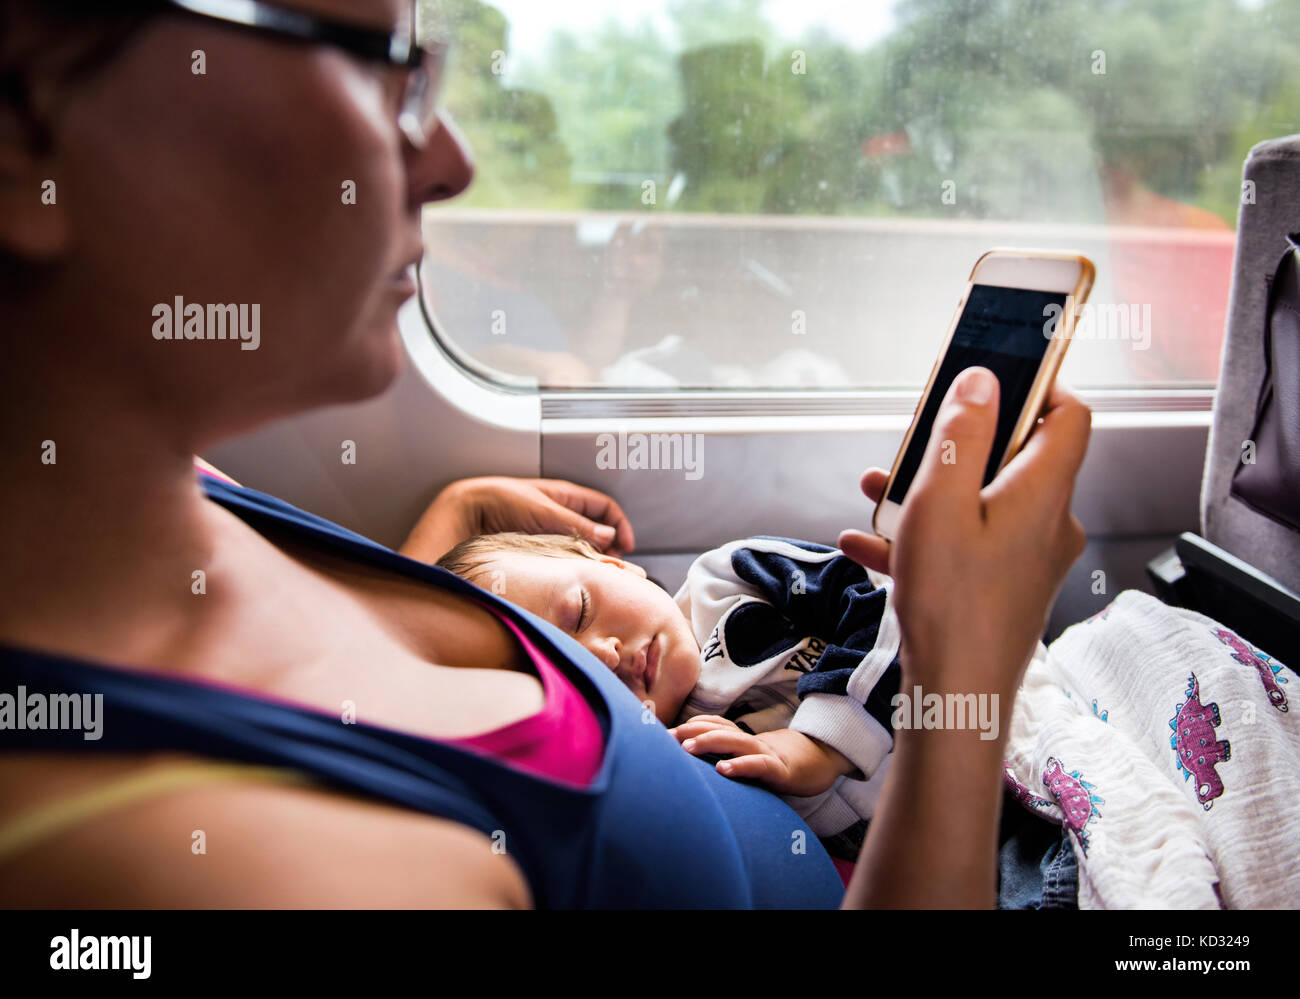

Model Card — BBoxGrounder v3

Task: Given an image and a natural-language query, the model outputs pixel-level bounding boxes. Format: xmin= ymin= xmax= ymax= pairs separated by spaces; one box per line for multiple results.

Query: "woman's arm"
xmin=0 ymin=774 xmax=529 ymax=909
xmin=849 ymin=721 xmax=1008 ymax=907
xmin=838 ymin=367 xmax=1091 ymax=908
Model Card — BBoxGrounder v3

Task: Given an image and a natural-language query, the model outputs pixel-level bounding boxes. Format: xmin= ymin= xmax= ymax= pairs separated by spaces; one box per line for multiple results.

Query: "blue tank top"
xmin=0 ymin=474 xmax=845 ymax=909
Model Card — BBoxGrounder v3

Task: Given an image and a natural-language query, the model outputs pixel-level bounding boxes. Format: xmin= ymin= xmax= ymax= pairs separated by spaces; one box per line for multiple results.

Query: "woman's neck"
xmin=0 ymin=393 xmax=221 ymax=661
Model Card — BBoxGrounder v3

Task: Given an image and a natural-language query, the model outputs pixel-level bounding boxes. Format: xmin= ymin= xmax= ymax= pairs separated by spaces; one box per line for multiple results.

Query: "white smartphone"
xmin=872 ymin=249 xmax=1095 ymax=541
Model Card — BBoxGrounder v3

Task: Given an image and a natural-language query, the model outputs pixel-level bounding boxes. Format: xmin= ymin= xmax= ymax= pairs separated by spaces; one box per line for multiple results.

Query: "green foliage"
xmin=514 ymin=19 xmax=681 ymax=210
xmin=426 ymin=0 xmax=1300 ymax=223
xmin=421 ymin=0 xmax=574 ymax=209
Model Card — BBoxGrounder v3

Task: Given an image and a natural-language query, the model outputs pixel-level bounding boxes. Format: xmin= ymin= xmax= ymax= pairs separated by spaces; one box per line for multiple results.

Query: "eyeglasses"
xmin=163 ymin=0 xmax=447 ymax=147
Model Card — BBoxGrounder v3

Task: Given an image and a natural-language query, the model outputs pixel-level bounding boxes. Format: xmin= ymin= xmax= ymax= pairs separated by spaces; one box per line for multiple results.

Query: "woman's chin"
xmin=354 ymin=330 xmax=407 ymax=397
xmin=322 ymin=323 xmax=407 ymax=404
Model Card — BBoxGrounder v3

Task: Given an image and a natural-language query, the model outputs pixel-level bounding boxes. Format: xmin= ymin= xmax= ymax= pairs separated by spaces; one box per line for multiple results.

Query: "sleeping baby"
xmin=436 ymin=532 xmax=903 ymax=861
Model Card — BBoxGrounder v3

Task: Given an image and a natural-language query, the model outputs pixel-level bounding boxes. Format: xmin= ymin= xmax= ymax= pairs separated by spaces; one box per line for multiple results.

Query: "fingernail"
xmin=683 ymin=739 xmax=695 ymax=750
xmin=593 ymin=524 xmax=616 ymax=544
xmin=957 ymin=367 xmax=994 ymax=405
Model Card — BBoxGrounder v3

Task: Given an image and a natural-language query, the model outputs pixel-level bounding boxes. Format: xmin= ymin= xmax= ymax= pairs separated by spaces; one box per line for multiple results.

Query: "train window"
xmin=418 ymin=0 xmax=1293 ymax=390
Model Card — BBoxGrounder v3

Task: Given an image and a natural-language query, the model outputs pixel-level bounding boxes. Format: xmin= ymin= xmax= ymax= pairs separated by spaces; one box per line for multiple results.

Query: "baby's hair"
xmin=436 ymin=532 xmax=603 ymax=588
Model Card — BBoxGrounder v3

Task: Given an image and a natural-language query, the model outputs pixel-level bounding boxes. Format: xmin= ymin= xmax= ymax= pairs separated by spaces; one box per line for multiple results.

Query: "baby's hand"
xmin=670 ymin=718 xmax=849 ymax=797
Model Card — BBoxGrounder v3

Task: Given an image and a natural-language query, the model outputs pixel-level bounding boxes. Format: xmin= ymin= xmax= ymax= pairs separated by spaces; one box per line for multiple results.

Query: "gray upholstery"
xmin=1201 ymin=135 xmax=1300 ymax=592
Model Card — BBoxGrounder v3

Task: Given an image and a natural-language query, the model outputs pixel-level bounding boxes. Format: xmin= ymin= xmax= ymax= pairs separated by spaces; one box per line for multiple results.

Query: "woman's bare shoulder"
xmin=0 ymin=754 xmax=530 ymax=909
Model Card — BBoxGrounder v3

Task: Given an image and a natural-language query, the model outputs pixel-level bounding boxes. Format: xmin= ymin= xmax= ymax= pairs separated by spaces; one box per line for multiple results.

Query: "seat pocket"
xmin=1231 ymin=233 xmax=1300 ymax=532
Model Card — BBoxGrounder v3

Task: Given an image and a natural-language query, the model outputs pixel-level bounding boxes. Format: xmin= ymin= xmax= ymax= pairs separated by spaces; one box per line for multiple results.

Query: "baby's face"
xmin=483 ymin=551 xmax=700 ymax=724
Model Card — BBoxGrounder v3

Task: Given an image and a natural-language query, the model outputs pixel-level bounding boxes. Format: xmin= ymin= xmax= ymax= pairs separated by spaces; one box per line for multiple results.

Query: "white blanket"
xmin=1005 ymin=589 xmax=1300 ymax=908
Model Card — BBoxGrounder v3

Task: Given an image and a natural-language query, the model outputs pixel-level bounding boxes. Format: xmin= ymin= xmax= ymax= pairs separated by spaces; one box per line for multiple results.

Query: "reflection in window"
xmin=420 ymin=0 xmax=1295 ymax=389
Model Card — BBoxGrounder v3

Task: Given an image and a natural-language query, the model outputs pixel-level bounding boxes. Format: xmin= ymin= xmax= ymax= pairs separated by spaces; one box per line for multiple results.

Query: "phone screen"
xmin=886 ymin=283 xmax=1068 ymax=502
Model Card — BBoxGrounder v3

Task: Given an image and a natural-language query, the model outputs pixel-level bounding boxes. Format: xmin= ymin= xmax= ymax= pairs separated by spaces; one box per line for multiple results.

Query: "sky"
xmin=489 ymin=0 xmax=899 ymax=66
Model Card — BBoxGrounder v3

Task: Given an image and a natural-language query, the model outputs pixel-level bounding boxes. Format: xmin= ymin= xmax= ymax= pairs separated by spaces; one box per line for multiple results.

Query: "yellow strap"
xmin=0 ymin=761 xmax=314 ymax=863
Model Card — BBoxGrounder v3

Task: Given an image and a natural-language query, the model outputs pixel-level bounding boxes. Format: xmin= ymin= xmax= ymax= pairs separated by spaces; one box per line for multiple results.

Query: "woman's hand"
xmin=400 ymin=476 xmax=635 ymax=564
xmin=839 ymin=367 xmax=1091 ymax=909
xmin=838 ymin=367 xmax=1089 ymax=703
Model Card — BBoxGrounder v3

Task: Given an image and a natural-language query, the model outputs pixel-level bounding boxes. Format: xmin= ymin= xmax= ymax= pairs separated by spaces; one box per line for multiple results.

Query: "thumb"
xmin=539 ymin=496 xmax=617 ymax=549
xmin=910 ymin=366 xmax=1000 ymax=509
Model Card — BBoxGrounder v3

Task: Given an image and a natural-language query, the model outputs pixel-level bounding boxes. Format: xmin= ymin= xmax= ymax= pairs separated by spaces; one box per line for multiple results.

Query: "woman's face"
xmin=11 ymin=0 xmax=472 ymax=439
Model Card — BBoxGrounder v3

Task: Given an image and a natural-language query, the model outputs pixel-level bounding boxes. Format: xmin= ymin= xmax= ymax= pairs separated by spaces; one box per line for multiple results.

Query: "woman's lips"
xmin=389 ymin=268 xmax=417 ymax=297
xmin=390 ymin=247 xmax=422 ymax=297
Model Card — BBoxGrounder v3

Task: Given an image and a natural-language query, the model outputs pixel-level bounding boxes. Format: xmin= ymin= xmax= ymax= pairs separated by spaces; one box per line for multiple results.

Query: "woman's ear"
xmin=0 ymin=115 xmax=70 ymax=260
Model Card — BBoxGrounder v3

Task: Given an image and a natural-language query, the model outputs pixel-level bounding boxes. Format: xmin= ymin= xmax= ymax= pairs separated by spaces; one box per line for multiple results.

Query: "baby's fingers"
xmin=670 ymin=718 xmax=740 ymax=743
xmin=716 ymin=753 xmax=784 ymax=783
xmin=681 ymin=729 xmax=762 ymax=758
xmin=683 ymin=714 xmax=739 ymax=728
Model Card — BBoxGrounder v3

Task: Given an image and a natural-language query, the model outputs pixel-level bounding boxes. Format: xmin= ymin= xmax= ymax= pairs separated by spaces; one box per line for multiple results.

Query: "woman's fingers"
xmin=859 ymin=467 xmax=890 ymax=502
xmin=984 ymin=381 xmax=1091 ymax=514
xmin=531 ymin=493 xmax=619 ymax=550
xmin=838 ymin=528 xmax=891 ymax=576
xmin=533 ymin=479 xmax=635 ymax=552
xmin=907 ymin=367 xmax=1001 ymax=520
xmin=841 ymin=469 xmax=893 ymax=572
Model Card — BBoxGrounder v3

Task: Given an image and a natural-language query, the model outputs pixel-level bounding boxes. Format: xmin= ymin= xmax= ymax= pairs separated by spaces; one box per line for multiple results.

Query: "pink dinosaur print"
xmin=1042 ymin=757 xmax=1103 ymax=856
xmin=1169 ymin=672 xmax=1231 ymax=810
xmin=1004 ymin=764 xmax=1056 ymax=815
xmin=1211 ymin=627 xmax=1289 ymax=713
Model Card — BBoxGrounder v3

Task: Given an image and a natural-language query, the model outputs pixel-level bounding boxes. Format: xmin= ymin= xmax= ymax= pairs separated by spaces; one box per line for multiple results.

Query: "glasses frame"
xmin=163 ymin=0 xmax=447 ymax=147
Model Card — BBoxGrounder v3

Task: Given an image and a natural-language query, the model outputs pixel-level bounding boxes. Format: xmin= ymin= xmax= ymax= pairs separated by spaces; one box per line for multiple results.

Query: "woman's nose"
xmin=409 ymin=111 xmax=474 ymax=205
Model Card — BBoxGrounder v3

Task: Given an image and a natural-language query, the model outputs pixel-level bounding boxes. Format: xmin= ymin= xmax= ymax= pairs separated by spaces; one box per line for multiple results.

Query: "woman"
xmin=0 ymin=0 xmax=1089 ymax=908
